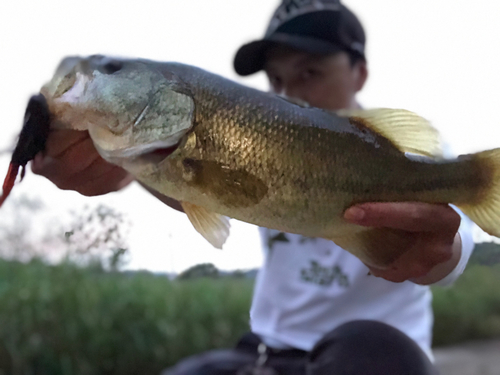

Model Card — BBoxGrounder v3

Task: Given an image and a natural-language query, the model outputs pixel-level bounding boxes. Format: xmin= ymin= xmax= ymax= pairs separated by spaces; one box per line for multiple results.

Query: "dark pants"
xmin=161 ymin=320 xmax=438 ymax=375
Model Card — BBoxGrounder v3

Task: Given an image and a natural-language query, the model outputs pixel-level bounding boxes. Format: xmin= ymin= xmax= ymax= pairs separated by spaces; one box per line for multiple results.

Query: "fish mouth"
xmin=42 ymin=57 xmax=85 ymax=99
xmin=93 ymin=138 xmax=182 ymax=164
xmin=93 ymin=141 xmax=181 ymax=167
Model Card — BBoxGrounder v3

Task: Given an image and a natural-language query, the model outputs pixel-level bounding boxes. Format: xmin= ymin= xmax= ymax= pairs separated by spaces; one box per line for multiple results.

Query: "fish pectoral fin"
xmin=329 ymin=227 xmax=414 ymax=269
xmin=337 ymin=108 xmax=443 ymax=158
xmin=181 ymin=201 xmax=230 ymax=249
xmin=182 ymin=159 xmax=268 ymax=208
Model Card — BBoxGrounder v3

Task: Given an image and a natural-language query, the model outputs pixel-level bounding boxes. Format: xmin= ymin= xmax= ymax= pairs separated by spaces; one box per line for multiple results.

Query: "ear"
xmin=353 ymin=60 xmax=368 ymax=92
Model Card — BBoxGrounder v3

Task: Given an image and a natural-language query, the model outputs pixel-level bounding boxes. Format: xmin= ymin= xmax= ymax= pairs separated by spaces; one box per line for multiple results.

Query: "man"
xmin=32 ymin=1 xmax=473 ymax=374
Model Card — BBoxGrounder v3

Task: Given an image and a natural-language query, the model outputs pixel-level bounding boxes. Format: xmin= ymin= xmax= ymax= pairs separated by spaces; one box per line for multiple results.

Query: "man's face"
xmin=263 ymin=46 xmax=367 ymax=110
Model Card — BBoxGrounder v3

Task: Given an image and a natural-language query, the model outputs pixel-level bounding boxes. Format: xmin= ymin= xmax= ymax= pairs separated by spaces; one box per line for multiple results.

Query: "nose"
xmin=280 ymin=82 xmax=307 ymax=105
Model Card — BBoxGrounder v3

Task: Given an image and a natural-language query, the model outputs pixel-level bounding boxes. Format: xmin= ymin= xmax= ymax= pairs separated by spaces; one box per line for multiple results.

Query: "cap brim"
xmin=233 ymin=33 xmax=344 ymax=76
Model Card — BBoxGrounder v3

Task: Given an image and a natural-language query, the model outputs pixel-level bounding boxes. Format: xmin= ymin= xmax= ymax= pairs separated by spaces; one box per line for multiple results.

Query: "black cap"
xmin=234 ymin=0 xmax=366 ymax=76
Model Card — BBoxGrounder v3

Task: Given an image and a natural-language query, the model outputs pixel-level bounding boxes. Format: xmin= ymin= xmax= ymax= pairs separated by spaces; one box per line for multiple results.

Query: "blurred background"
xmin=1 ymin=1 xmax=500 ymax=374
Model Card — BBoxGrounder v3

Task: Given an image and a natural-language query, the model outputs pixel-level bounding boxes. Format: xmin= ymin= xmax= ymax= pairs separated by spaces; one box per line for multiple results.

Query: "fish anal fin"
xmin=181 ymin=201 xmax=230 ymax=249
xmin=337 ymin=108 xmax=442 ymax=158
xmin=329 ymin=227 xmax=413 ymax=269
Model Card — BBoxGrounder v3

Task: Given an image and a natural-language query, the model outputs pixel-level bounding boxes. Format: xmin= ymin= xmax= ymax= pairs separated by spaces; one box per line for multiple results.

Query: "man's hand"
xmin=344 ymin=202 xmax=462 ymax=284
xmin=31 ymin=129 xmax=134 ymax=196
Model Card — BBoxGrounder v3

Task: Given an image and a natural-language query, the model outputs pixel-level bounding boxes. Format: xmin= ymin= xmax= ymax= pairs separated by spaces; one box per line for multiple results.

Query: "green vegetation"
xmin=1 ymin=199 xmax=500 ymax=375
xmin=469 ymin=241 xmax=500 ymax=266
xmin=177 ymin=263 xmax=220 ymax=280
xmin=432 ymin=264 xmax=500 ymax=346
xmin=0 ymin=257 xmax=499 ymax=374
xmin=0 ymin=259 xmax=252 ymax=375
xmin=431 ymin=241 xmax=500 ymax=346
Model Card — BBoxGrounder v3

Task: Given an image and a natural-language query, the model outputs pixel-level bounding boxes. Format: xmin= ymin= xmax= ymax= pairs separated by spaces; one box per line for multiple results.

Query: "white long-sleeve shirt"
xmin=250 ymin=211 xmax=474 ymax=360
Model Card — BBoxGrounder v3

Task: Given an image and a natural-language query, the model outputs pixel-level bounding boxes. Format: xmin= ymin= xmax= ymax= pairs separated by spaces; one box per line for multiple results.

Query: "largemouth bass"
xmin=3 ymin=55 xmax=500 ymax=268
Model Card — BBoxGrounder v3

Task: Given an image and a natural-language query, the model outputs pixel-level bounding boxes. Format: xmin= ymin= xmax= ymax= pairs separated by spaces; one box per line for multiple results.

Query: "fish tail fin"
xmin=456 ymin=148 xmax=500 ymax=237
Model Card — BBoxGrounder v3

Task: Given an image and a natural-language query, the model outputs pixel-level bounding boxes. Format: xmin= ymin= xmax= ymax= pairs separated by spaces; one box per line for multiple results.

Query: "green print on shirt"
xmin=298 ymin=236 xmax=318 ymax=244
xmin=300 ymin=261 xmax=349 ymax=287
xmin=267 ymin=232 xmax=290 ymax=250
xmin=266 ymin=231 xmax=290 ymax=261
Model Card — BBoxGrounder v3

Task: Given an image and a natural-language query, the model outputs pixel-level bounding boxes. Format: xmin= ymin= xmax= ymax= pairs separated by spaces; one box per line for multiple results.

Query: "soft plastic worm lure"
xmin=0 ymin=94 xmax=51 ymax=207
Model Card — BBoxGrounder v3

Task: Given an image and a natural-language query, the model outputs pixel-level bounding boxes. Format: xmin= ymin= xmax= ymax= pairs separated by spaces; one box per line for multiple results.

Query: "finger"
xmin=54 ymin=136 xmax=101 ymax=174
xmin=31 ymin=155 xmax=68 ymax=184
xmin=77 ymin=165 xmax=133 ymax=196
xmin=369 ymin=266 xmax=429 ymax=283
xmin=31 ymin=148 xmax=101 ymax=188
xmin=368 ymin=255 xmax=440 ymax=283
xmin=403 ymin=236 xmax=454 ymax=267
xmin=344 ymin=202 xmax=461 ymax=233
xmin=33 ymin=155 xmax=131 ymax=196
xmin=31 ymin=130 xmax=104 ymax=187
xmin=43 ymin=129 xmax=90 ymax=158
xmin=31 ymin=130 xmax=99 ymax=180
xmin=367 ymin=238 xmax=454 ymax=282
xmin=31 ymin=152 xmax=47 ymax=174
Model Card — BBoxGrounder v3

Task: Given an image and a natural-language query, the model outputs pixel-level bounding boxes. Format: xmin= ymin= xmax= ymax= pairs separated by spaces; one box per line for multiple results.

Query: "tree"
xmin=61 ymin=204 xmax=131 ymax=270
xmin=469 ymin=242 xmax=500 ymax=266
xmin=177 ymin=263 xmax=219 ymax=280
xmin=0 ymin=195 xmax=50 ymax=261
xmin=0 ymin=196 xmax=130 ymax=270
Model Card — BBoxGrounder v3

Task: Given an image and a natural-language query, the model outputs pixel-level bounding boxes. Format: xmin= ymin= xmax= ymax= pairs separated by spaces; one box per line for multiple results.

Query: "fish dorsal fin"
xmin=337 ymin=108 xmax=443 ymax=158
xmin=181 ymin=201 xmax=230 ymax=249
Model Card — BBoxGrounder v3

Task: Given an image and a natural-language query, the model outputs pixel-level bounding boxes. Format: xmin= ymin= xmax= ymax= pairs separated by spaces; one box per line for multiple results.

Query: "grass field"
xmin=0 ymin=259 xmax=252 ymax=374
xmin=432 ymin=264 xmax=500 ymax=346
xmin=0 ymin=258 xmax=498 ymax=374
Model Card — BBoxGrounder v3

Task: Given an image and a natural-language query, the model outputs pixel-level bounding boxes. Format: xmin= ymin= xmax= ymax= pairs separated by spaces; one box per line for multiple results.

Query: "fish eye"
xmin=99 ymin=58 xmax=123 ymax=74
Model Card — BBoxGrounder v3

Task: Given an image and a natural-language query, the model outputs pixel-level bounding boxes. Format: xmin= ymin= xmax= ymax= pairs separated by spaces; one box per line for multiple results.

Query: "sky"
xmin=1 ymin=1 xmax=500 ymax=273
